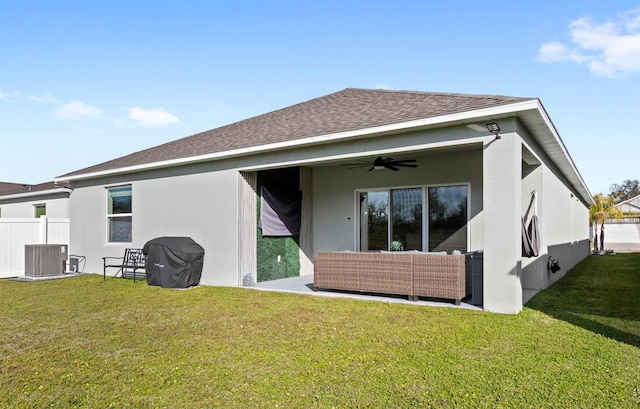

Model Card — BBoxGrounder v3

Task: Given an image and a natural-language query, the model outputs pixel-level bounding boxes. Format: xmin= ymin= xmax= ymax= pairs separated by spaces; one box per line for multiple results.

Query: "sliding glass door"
xmin=359 ymin=191 xmax=388 ymax=251
xmin=427 ymin=185 xmax=468 ymax=252
xmin=391 ymin=188 xmax=423 ymax=251
xmin=358 ymin=185 xmax=467 ymax=253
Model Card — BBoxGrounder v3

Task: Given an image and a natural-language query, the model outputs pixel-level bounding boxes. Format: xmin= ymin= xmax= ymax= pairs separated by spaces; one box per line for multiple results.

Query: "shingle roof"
xmin=0 ymin=182 xmax=24 ymax=194
xmin=0 ymin=181 xmax=70 ymax=197
xmin=59 ymin=88 xmax=533 ymax=178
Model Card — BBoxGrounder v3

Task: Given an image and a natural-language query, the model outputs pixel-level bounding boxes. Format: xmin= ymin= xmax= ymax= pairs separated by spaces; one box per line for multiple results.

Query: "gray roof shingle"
xmin=59 ymin=88 xmax=533 ymax=178
xmin=0 ymin=181 xmax=70 ymax=197
xmin=0 ymin=182 xmax=24 ymax=193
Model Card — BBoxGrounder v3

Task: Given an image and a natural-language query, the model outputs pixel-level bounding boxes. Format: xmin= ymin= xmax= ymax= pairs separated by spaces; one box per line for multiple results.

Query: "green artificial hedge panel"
xmin=256 ymin=168 xmax=301 ymax=283
xmin=256 ymin=229 xmax=300 ymax=282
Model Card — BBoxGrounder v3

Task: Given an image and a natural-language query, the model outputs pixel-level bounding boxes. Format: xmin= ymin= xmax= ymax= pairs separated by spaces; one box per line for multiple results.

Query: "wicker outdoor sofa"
xmin=313 ymin=251 xmax=473 ymax=304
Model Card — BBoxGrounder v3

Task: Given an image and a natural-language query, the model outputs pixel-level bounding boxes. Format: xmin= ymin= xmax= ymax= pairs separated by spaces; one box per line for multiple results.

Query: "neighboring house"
xmin=0 ymin=181 xmax=72 ymax=278
xmin=55 ymin=88 xmax=594 ymax=314
xmin=604 ymin=195 xmax=640 ymax=252
xmin=0 ymin=181 xmax=71 ymax=218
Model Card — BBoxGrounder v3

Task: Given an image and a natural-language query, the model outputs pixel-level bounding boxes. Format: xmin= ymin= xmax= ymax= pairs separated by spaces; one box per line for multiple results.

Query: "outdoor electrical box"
xmin=467 ymin=251 xmax=484 ymax=306
xmin=68 ymin=256 xmax=79 ymax=273
xmin=25 ymin=244 xmax=68 ymax=277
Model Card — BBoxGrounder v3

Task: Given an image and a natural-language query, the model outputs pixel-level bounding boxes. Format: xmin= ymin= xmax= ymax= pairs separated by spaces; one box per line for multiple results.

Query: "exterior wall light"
xmin=486 ymin=122 xmax=501 ymax=139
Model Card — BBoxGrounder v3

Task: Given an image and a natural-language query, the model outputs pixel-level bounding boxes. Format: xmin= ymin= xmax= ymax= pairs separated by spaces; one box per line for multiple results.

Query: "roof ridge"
xmin=343 ymin=87 xmax=535 ymax=100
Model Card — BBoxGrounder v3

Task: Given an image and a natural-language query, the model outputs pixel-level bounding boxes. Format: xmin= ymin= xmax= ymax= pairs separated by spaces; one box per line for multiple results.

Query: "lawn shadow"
xmin=526 ymin=253 xmax=640 ymax=348
xmin=528 ymin=302 xmax=640 ymax=348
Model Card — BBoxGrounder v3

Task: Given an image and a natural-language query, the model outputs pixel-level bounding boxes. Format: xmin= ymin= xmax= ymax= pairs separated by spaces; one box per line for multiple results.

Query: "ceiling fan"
xmin=341 ymin=156 xmax=418 ymax=172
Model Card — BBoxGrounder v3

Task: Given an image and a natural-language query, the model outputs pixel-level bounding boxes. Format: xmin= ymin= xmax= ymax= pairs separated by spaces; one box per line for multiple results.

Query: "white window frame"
xmin=106 ymin=185 xmax=133 ymax=244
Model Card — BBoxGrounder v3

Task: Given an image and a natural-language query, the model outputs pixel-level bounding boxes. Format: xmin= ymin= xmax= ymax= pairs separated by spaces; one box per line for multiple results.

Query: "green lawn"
xmin=1 ymin=254 xmax=638 ymax=408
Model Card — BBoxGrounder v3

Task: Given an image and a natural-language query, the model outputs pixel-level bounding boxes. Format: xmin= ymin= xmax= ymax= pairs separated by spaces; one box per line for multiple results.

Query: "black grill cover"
xmin=143 ymin=237 xmax=204 ymax=288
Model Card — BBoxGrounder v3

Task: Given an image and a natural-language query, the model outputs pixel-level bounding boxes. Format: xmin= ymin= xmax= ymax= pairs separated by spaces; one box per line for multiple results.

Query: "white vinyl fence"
xmin=0 ymin=217 xmax=70 ymax=278
xmin=605 ymin=218 xmax=640 ymax=252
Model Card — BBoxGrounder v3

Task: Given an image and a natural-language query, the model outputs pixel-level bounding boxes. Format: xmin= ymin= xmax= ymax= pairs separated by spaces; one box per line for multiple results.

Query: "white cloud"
xmin=0 ymin=89 xmax=21 ymax=100
xmin=27 ymin=93 xmax=62 ymax=104
xmin=128 ymin=107 xmax=180 ymax=126
xmin=56 ymin=101 xmax=103 ymax=120
xmin=538 ymin=8 xmax=640 ymax=77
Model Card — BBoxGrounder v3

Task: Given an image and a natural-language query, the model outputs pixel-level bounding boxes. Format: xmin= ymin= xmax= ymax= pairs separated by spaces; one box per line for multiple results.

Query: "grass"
xmin=0 ymin=254 xmax=639 ymax=408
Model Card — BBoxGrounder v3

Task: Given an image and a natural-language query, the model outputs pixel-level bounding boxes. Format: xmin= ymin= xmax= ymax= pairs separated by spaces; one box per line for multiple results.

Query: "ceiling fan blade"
xmin=343 ymin=156 xmax=417 ymax=171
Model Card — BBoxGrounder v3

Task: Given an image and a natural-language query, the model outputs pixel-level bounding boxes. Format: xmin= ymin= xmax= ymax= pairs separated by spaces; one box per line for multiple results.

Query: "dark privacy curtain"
xmin=259 ymin=186 xmax=302 ymax=236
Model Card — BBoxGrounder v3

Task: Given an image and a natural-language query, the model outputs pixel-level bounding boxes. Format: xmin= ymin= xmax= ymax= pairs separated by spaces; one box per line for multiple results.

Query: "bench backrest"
xmin=123 ymin=248 xmax=145 ymax=268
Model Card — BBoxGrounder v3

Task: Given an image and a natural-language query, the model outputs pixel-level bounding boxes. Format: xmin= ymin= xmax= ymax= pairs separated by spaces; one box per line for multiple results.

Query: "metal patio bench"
xmin=103 ymin=248 xmax=146 ymax=282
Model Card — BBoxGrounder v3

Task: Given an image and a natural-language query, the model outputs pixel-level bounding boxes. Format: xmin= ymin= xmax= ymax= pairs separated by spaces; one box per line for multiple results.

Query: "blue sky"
xmin=1 ymin=1 xmax=638 ymax=195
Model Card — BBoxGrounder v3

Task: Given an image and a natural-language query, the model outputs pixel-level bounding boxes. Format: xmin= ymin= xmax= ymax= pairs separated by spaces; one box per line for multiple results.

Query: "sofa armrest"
xmin=412 ymin=253 xmax=466 ymax=303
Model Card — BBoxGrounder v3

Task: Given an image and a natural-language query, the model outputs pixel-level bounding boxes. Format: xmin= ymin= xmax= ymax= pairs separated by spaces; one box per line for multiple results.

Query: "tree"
xmin=609 ymin=179 xmax=640 ymax=204
xmin=589 ymin=193 xmax=623 ymax=253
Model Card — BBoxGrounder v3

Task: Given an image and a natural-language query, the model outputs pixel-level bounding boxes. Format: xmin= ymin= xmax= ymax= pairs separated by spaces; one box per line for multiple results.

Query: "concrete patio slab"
xmin=253 ymin=274 xmax=483 ymax=310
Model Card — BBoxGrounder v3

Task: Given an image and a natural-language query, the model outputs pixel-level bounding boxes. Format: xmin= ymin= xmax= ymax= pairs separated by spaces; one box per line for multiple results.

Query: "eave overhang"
xmin=0 ymin=188 xmax=72 ymax=201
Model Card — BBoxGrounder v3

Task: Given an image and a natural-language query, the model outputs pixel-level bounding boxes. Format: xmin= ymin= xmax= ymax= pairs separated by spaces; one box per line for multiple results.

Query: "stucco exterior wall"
xmin=540 ymin=169 xmax=590 ymax=282
xmin=482 ymin=128 xmax=523 ymax=314
xmin=69 ymin=165 xmax=240 ymax=286
xmin=0 ymin=194 xmax=69 ymax=218
xmin=518 ymin=121 xmax=591 ymax=292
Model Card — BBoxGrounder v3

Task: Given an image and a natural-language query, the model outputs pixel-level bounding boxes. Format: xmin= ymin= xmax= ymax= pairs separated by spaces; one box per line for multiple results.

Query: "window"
xmin=428 ymin=185 xmax=468 ymax=252
xmin=358 ymin=185 xmax=468 ymax=252
xmin=34 ymin=204 xmax=46 ymax=218
xmin=107 ymin=185 xmax=132 ymax=243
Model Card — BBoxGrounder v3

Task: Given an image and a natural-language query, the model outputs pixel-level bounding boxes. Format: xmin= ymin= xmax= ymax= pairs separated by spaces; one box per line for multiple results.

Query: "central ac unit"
xmin=25 ymin=244 xmax=68 ymax=277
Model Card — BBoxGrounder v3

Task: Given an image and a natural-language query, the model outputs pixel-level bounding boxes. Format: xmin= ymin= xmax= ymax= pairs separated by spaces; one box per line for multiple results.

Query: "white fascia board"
xmin=532 ymin=101 xmax=594 ymax=205
xmin=56 ymin=100 xmax=541 ymax=183
xmin=0 ymin=188 xmax=72 ymax=201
